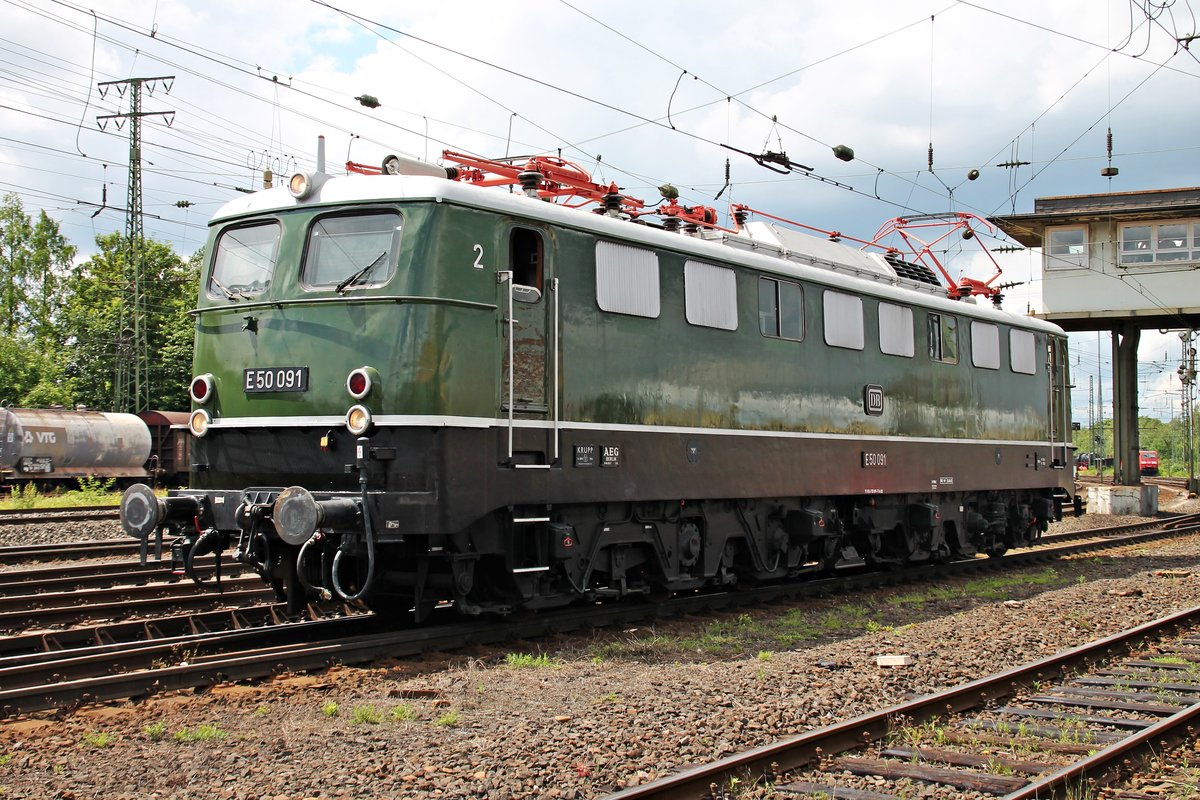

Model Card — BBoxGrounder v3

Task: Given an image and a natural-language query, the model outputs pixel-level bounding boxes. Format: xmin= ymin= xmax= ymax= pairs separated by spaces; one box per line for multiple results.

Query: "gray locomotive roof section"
xmin=209 ymin=174 xmax=1065 ymax=336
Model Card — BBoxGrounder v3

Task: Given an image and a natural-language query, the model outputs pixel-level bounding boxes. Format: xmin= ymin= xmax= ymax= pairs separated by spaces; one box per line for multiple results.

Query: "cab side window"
xmin=511 ymin=227 xmax=543 ymax=293
xmin=928 ymin=312 xmax=958 ymax=363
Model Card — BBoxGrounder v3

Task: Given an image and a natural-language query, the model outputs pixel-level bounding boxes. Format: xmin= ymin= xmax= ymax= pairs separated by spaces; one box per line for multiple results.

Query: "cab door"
xmin=1048 ymin=336 xmax=1072 ymax=469
xmin=499 ymin=226 xmax=558 ymax=463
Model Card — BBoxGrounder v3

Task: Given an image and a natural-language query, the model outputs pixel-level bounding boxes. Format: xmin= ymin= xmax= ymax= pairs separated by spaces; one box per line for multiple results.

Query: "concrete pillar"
xmin=1112 ymin=323 xmax=1141 ymax=485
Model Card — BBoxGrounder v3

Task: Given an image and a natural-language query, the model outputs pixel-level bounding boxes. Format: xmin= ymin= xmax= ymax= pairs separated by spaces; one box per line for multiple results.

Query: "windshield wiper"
xmin=210 ymin=274 xmax=246 ymax=301
xmin=336 ymin=251 xmax=389 ymax=294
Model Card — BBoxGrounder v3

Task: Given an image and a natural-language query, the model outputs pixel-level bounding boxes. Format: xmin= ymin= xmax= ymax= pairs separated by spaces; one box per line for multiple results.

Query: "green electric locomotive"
xmin=120 ymin=143 xmax=1075 ymax=620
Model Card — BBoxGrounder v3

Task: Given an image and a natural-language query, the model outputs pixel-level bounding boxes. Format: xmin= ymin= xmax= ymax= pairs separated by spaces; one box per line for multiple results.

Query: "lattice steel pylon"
xmin=97 ymin=76 xmax=175 ymax=413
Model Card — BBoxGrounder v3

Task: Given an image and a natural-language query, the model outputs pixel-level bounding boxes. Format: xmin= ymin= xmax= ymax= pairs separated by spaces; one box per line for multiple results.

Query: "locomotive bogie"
xmin=122 ymin=165 xmax=1075 ymax=620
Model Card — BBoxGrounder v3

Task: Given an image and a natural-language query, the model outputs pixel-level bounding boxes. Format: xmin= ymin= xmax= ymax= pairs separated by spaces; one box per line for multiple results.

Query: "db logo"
xmin=863 ymin=384 xmax=884 ymax=416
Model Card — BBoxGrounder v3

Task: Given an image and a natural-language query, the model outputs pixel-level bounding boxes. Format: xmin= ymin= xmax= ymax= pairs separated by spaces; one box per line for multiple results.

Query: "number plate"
xmin=243 ymin=367 xmax=309 ymax=393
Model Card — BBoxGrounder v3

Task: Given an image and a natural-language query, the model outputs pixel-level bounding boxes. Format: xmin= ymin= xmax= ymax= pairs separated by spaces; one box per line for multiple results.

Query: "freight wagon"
xmin=1 ymin=407 xmax=189 ymax=490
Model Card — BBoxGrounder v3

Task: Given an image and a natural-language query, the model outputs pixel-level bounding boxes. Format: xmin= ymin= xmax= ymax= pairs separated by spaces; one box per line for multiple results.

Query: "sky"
xmin=2 ymin=0 xmax=1199 ymax=428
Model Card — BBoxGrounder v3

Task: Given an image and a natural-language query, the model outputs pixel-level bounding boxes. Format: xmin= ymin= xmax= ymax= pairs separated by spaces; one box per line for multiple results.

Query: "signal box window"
xmin=1045 ymin=226 xmax=1088 ymax=270
xmin=303 ymin=210 xmax=401 ymax=290
xmin=878 ymin=302 xmax=914 ymax=357
xmin=210 ymin=220 xmax=280 ymax=298
xmin=759 ymin=277 xmax=803 ymax=340
xmin=1119 ymin=220 xmax=1200 ymax=266
xmin=928 ymin=312 xmax=958 ymax=364
xmin=511 ymin=227 xmax=543 ymax=295
xmin=823 ymin=290 xmax=864 ymax=351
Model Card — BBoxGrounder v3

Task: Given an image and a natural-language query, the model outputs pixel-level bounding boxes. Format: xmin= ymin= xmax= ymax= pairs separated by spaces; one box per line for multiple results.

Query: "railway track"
xmin=0 ymin=505 xmax=120 ymax=526
xmin=0 ymin=514 xmax=1197 ymax=718
xmin=0 ymin=538 xmax=140 ymax=565
xmin=603 ymin=605 xmax=1200 ymax=800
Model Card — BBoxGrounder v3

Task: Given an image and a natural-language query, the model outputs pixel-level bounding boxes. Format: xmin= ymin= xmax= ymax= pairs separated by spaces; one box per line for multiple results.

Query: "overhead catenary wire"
xmin=1 ymin=0 xmax=1196 ymax=279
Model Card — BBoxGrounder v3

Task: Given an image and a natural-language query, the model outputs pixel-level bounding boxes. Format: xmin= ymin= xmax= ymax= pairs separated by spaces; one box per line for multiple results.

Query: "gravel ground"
xmin=2 ymin=496 xmax=1200 ymax=799
xmin=0 ymin=514 xmax=125 ymax=548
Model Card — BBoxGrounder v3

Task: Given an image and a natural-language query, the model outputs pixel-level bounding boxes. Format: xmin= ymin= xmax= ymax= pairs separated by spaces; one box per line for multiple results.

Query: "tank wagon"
xmin=1 ymin=407 xmax=189 ymax=488
xmin=120 ymin=146 xmax=1076 ymax=620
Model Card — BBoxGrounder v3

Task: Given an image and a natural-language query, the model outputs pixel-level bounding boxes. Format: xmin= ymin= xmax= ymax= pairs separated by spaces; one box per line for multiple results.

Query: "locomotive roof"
xmin=209 ymin=174 xmax=1065 ymax=336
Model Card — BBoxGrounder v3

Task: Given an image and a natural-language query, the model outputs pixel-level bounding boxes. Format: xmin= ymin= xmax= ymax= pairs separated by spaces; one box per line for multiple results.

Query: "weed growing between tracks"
xmin=81 ymin=731 xmax=115 ymax=748
xmin=390 ymin=704 xmax=416 ymax=722
xmin=583 ymin=564 xmax=1082 ymax=663
xmin=504 ymin=652 xmax=561 ymax=669
xmin=172 ymin=724 xmax=226 ymax=742
xmin=349 ymin=705 xmax=383 ymax=724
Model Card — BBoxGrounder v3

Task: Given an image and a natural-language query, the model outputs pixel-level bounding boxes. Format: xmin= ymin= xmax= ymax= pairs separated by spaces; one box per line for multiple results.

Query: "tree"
xmin=61 ymin=233 xmax=198 ymax=411
xmin=28 ymin=210 xmax=76 ymax=350
xmin=0 ymin=193 xmax=34 ymax=337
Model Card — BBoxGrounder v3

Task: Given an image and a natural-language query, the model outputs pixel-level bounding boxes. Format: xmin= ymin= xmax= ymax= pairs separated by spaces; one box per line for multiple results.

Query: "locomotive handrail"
xmin=188 ymin=294 xmax=498 ymax=316
xmin=552 ymin=277 xmax=560 ymax=463
xmin=501 ymin=270 xmax=515 ymax=461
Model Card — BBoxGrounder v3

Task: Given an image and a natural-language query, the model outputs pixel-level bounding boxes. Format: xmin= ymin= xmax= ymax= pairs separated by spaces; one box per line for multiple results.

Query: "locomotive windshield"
xmin=302 ymin=210 xmax=401 ymax=290
xmin=210 ymin=220 xmax=280 ymax=299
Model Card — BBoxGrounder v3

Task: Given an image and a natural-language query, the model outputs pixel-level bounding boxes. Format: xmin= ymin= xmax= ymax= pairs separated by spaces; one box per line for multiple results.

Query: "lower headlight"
xmin=189 ymin=409 xmax=211 ymax=438
xmin=345 ymin=404 xmax=373 ymax=435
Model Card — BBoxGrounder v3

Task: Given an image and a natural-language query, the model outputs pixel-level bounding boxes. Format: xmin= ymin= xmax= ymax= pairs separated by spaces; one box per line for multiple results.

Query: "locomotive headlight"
xmin=345 ymin=404 xmax=373 ymax=436
xmin=189 ymin=409 xmax=212 ymax=438
xmin=346 ymin=366 xmax=378 ymax=400
xmin=190 ymin=373 xmax=215 ymax=405
xmin=288 ymin=172 xmax=312 ymax=199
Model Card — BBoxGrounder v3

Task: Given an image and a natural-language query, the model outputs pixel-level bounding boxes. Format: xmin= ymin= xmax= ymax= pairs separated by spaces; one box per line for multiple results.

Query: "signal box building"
xmin=992 ymin=186 xmax=1200 ymax=487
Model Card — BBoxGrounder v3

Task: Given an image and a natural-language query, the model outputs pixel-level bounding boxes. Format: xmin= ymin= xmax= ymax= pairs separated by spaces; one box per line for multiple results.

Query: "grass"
xmin=82 ymin=731 xmax=115 ymax=748
xmin=321 ymin=701 xmax=339 ymax=718
xmin=434 ymin=709 xmax=460 ymax=727
xmin=0 ymin=481 xmax=123 ymax=510
xmin=891 ymin=718 xmax=949 ymax=749
xmin=390 ymin=704 xmax=416 ymax=722
xmin=504 ymin=652 xmax=560 ymax=669
xmin=887 ymin=567 xmax=1068 ymax=607
xmin=143 ymin=722 xmax=167 ymax=741
xmin=350 ymin=705 xmax=383 ymax=725
xmin=581 ymin=562 xmax=1073 ymax=663
xmin=173 ymin=724 xmax=226 ymax=742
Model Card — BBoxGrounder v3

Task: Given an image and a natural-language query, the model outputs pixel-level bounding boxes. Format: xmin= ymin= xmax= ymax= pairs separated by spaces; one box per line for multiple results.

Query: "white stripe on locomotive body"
xmin=207 ymin=174 xmax=1064 ymax=340
xmin=199 ymin=412 xmax=1053 ymax=449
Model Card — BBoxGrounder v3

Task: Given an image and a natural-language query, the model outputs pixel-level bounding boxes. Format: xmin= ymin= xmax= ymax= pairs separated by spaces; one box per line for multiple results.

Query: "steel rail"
xmin=0 ymin=505 xmax=119 ymax=517
xmin=0 ymin=508 xmax=120 ymax=527
xmin=0 ymin=555 xmax=239 ymax=594
xmin=0 ymin=585 xmax=273 ymax=631
xmin=0 ymin=602 xmax=353 ymax=659
xmin=0 ymin=613 xmax=376 ymax=693
xmin=0 ymin=572 xmax=265 ymax=613
xmin=601 ymin=605 xmax=1200 ymax=800
xmin=0 ymin=539 xmax=140 ymax=565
